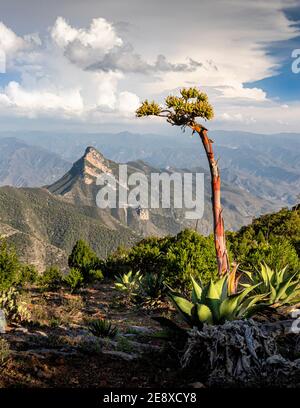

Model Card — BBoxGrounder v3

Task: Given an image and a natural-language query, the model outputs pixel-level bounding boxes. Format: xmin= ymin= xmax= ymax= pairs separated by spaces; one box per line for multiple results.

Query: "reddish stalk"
xmin=191 ymin=124 xmax=230 ymax=276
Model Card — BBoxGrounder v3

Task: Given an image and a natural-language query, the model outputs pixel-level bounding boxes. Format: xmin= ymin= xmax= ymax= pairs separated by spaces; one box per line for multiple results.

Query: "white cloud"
xmin=0 ymin=22 xmax=26 ymax=54
xmin=0 ymin=2 xmax=299 ymax=133
xmin=51 ymin=17 xmax=123 ymax=68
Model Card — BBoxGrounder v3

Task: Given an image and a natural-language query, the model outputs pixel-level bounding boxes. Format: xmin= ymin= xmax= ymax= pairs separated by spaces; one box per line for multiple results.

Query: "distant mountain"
xmin=47 ymin=146 xmax=278 ymax=237
xmin=0 ymin=137 xmax=71 ymax=187
xmin=0 ymin=145 xmax=282 ymax=271
xmin=2 ymin=130 xmax=298 ymax=205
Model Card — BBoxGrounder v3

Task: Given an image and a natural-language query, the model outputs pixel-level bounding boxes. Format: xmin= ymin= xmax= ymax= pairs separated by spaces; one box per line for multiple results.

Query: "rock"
xmin=127 ymin=325 xmax=154 ymax=334
xmin=189 ymin=382 xmax=205 ymax=388
xmin=102 ymin=350 xmax=138 ymax=361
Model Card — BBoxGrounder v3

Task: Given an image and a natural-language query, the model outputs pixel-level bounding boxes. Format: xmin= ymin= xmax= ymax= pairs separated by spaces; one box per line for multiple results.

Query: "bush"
xmin=64 ymin=268 xmax=84 ymax=293
xmin=0 ymin=287 xmax=31 ymax=322
xmin=40 ymin=266 xmax=64 ymax=290
xmin=68 ymin=240 xmax=103 ymax=283
xmin=0 ymin=239 xmax=21 ymax=291
xmin=106 ymin=229 xmax=218 ymax=292
xmin=18 ymin=265 xmax=39 ymax=286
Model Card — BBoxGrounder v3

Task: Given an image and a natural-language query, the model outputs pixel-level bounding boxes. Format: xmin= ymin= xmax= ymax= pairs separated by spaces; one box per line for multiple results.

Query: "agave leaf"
xmin=235 ymin=283 xmax=260 ymax=305
xmin=207 ymin=280 xmax=221 ymax=300
xmin=191 ymin=276 xmax=202 ymax=303
xmin=219 ymin=296 xmax=239 ymax=321
xmin=213 ymin=276 xmax=227 ymax=299
xmin=275 ymin=273 xmax=299 ymax=302
xmin=194 ymin=303 xmax=213 ymax=324
xmin=269 ymin=282 xmax=277 ymax=303
xmin=260 ymin=263 xmax=270 ymax=286
xmin=168 ymin=293 xmax=193 ymax=324
xmin=239 ymin=293 xmax=267 ymax=315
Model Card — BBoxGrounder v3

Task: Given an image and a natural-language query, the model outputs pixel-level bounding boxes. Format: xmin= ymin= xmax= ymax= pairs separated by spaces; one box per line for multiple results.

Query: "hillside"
xmin=0 ymin=137 xmax=71 ymax=187
xmin=0 ymin=186 xmax=139 ymax=271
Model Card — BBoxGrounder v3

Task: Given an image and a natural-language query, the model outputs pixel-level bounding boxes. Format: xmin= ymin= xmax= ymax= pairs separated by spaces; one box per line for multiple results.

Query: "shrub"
xmin=107 ymin=229 xmax=218 ymax=292
xmin=18 ymin=265 xmax=39 ymax=285
xmin=0 ymin=239 xmax=21 ymax=291
xmin=0 ymin=287 xmax=31 ymax=322
xmin=68 ymin=240 xmax=101 ymax=282
xmin=88 ymin=269 xmax=104 ymax=283
xmin=87 ymin=318 xmax=118 ymax=338
xmin=40 ymin=266 xmax=64 ymax=290
xmin=64 ymin=268 xmax=84 ymax=293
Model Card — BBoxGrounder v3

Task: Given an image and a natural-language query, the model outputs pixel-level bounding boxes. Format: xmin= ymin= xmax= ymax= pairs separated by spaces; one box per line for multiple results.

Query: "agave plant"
xmin=242 ymin=263 xmax=300 ymax=306
xmin=88 ymin=318 xmax=118 ymax=339
xmin=114 ymin=271 xmax=143 ymax=299
xmin=168 ymin=271 xmax=266 ymax=328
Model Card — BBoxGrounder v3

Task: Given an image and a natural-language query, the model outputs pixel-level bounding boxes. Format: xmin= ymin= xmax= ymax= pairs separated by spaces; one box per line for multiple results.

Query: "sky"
xmin=0 ymin=0 xmax=299 ymax=134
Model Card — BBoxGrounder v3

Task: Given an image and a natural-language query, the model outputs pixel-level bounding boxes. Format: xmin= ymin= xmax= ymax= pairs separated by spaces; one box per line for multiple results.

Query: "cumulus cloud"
xmin=0 ymin=1 xmax=299 ymax=132
xmin=50 ymin=17 xmax=203 ymax=74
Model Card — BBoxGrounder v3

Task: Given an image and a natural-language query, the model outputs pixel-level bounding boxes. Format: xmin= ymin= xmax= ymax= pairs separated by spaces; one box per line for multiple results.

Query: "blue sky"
xmin=246 ymin=6 xmax=300 ymax=102
xmin=0 ymin=0 xmax=299 ymax=134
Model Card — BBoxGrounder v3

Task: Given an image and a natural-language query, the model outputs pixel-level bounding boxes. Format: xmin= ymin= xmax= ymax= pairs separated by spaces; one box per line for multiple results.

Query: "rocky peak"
xmin=79 ymin=146 xmax=113 ymax=184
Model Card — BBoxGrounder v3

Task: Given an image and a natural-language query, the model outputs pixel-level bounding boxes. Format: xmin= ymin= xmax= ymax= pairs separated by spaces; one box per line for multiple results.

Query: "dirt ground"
xmin=0 ymin=283 xmax=200 ymax=388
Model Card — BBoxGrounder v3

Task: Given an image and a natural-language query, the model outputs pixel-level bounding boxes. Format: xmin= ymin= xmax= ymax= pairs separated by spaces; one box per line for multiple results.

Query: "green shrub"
xmin=68 ymin=240 xmax=103 ymax=283
xmin=64 ymin=268 xmax=84 ymax=293
xmin=40 ymin=266 xmax=64 ymax=290
xmin=18 ymin=265 xmax=39 ymax=285
xmin=0 ymin=239 xmax=21 ymax=291
xmin=87 ymin=318 xmax=118 ymax=338
xmin=107 ymin=229 xmax=218 ymax=292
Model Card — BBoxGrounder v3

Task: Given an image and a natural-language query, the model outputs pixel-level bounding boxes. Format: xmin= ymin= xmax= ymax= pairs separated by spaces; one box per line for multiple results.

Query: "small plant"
xmin=114 ymin=271 xmax=143 ymax=301
xmin=168 ymin=271 xmax=266 ymax=328
xmin=0 ymin=338 xmax=10 ymax=366
xmin=88 ymin=269 xmax=104 ymax=282
xmin=18 ymin=265 xmax=39 ymax=286
xmin=0 ymin=287 xmax=31 ymax=322
xmin=40 ymin=266 xmax=64 ymax=290
xmin=87 ymin=318 xmax=118 ymax=339
xmin=140 ymin=273 xmax=165 ymax=299
xmin=64 ymin=268 xmax=84 ymax=293
xmin=136 ymin=272 xmax=166 ymax=308
xmin=243 ymin=263 xmax=300 ymax=306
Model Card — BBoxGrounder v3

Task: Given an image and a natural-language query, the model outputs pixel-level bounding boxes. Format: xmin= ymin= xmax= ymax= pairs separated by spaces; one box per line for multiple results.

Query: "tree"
xmin=136 ymin=87 xmax=230 ymax=276
xmin=68 ymin=239 xmax=99 ymax=281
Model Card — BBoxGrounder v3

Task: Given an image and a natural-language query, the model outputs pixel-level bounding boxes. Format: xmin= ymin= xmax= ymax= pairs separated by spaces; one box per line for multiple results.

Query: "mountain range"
xmin=0 ymin=143 xmax=279 ymax=271
xmin=0 ymin=130 xmax=298 ymax=206
xmin=0 ymin=129 xmax=298 ymax=271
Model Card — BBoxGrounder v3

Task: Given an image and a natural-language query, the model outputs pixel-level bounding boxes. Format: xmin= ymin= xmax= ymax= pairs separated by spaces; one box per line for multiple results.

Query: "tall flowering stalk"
xmin=136 ymin=87 xmax=230 ymax=276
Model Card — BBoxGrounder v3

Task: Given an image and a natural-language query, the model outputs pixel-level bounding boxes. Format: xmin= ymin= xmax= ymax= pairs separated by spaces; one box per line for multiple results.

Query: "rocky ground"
xmin=1 ymin=283 xmax=300 ymax=388
xmin=0 ymin=284 xmax=200 ymax=388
